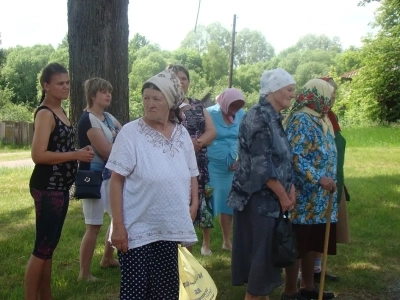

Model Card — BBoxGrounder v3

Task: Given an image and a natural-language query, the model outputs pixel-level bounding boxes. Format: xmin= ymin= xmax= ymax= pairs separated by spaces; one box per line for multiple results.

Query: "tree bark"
xmin=68 ymin=0 xmax=129 ymax=127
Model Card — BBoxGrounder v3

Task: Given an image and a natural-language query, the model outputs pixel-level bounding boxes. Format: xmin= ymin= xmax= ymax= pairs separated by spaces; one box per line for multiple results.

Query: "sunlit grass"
xmin=0 ymin=151 xmax=31 ymax=162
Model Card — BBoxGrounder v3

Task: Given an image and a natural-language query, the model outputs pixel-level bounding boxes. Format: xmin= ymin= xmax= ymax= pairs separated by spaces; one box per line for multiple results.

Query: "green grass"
xmin=1 ymin=127 xmax=400 ymax=299
xmin=0 ymin=142 xmax=31 ymax=161
xmin=0 ymin=141 xmax=31 ymax=153
xmin=0 ymin=151 xmax=31 ymax=162
xmin=342 ymin=127 xmax=400 ymax=147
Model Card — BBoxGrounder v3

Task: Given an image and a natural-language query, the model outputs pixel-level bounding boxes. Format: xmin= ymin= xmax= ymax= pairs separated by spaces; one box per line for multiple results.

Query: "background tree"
xmin=346 ymin=0 xmax=400 ymax=123
xmin=128 ymin=33 xmax=150 ymax=72
xmin=295 ymin=34 xmax=342 ymax=52
xmin=202 ymin=41 xmax=229 ymax=86
xmin=335 ymin=46 xmax=363 ymax=75
xmin=68 ymin=0 xmax=130 ymax=126
xmin=0 ymin=45 xmax=54 ymax=107
xmin=180 ymin=23 xmax=231 ymax=53
xmin=235 ymin=29 xmax=275 ymax=65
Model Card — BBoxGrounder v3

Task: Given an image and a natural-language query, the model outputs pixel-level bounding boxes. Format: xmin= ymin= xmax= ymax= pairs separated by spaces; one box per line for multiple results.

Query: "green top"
xmin=334 ymin=124 xmax=350 ymax=202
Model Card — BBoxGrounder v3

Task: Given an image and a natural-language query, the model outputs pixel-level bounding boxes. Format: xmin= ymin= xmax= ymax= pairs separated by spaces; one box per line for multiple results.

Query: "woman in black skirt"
xmin=227 ymin=68 xmax=296 ymax=300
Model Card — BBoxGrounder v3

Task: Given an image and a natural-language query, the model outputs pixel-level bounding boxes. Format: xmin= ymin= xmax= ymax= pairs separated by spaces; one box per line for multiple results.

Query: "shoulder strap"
xmin=34 ymin=105 xmax=53 ymax=119
xmin=103 ymin=112 xmax=114 ymax=130
xmin=33 ymin=106 xmax=57 ymax=131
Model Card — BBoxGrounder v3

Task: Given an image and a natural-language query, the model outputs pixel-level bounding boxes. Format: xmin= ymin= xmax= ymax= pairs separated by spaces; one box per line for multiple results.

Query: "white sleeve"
xmin=105 ymin=123 xmax=136 ymax=176
xmin=182 ymin=126 xmax=199 ymax=177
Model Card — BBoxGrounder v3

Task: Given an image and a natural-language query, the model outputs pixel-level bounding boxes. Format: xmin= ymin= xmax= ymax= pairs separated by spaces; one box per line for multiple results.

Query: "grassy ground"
xmin=0 ymin=127 xmax=399 ymax=299
xmin=0 ymin=143 xmax=31 ymax=161
xmin=0 ymin=151 xmax=31 ymax=162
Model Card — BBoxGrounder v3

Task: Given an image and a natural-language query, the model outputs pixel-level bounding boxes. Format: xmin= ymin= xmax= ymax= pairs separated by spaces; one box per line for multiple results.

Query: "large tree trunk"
xmin=68 ymin=0 xmax=129 ymax=127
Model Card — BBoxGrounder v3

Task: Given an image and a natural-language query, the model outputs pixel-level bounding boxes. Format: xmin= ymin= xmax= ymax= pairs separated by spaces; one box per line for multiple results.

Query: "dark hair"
xmin=141 ymin=82 xmax=161 ymax=94
xmin=39 ymin=63 xmax=68 ymax=104
xmin=167 ymin=64 xmax=190 ymax=82
xmin=141 ymin=82 xmax=183 ymax=124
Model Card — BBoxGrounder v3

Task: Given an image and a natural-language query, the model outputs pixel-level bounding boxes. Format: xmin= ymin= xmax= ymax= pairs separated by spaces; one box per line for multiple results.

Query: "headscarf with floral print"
xmin=290 ymin=79 xmax=333 ymax=115
xmin=283 ymin=79 xmax=334 ymax=136
xmin=319 ymin=77 xmax=342 ymax=133
xmin=143 ymin=69 xmax=186 ymax=110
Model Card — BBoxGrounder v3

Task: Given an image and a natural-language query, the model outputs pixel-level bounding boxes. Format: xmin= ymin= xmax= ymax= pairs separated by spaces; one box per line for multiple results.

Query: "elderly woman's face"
xmin=142 ymin=88 xmax=169 ymax=121
xmin=273 ymin=84 xmax=296 ymax=110
xmin=227 ymin=100 xmax=245 ymax=117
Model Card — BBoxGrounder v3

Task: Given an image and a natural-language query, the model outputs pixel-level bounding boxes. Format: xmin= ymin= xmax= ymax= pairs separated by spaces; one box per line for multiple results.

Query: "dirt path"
xmin=0 ymin=158 xmax=34 ymax=168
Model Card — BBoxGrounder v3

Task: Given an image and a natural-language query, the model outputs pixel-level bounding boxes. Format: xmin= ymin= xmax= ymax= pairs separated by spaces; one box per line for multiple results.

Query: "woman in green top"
xmin=313 ymin=77 xmax=351 ymax=283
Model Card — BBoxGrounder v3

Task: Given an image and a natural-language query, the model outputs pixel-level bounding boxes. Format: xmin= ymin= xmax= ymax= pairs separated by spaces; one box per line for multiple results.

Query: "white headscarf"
xmin=260 ymin=68 xmax=296 ymax=97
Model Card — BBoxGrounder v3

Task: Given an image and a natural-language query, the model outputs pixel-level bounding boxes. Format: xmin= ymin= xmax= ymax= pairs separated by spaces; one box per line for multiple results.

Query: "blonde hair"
xmin=84 ymin=77 xmax=113 ymax=108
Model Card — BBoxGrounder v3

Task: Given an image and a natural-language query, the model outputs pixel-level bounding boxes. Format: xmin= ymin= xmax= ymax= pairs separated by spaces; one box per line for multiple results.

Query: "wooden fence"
xmin=0 ymin=121 xmax=34 ymax=145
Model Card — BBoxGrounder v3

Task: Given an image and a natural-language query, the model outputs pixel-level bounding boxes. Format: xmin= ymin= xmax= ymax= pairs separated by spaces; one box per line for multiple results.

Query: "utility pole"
xmin=194 ymin=0 xmax=202 ymax=32
xmin=228 ymin=14 xmax=236 ymax=88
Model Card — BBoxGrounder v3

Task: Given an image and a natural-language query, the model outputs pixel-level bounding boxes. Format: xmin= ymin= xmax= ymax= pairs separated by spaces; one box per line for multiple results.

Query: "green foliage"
xmin=128 ymin=89 xmax=143 ymax=121
xmin=187 ymin=71 xmax=209 ymax=100
xmin=202 ymin=41 xmax=229 ymax=86
xmin=295 ymin=34 xmax=342 ymax=52
xmin=180 ymin=23 xmax=231 ymax=53
xmin=294 ymin=61 xmax=329 ymax=88
xmin=0 ymin=45 xmax=54 ymax=108
xmin=232 ymin=62 xmax=265 ymax=94
xmin=343 ymin=0 xmax=400 ymax=124
xmin=170 ymin=48 xmax=203 ymax=74
xmin=335 ymin=47 xmax=363 ymax=75
xmin=235 ymin=29 xmax=275 ymax=65
xmin=128 ymin=33 xmax=150 ymax=72
xmin=0 ymin=85 xmax=14 ymax=108
xmin=0 ymin=102 xmax=33 ymax=122
xmin=129 ymin=51 xmax=168 ymax=91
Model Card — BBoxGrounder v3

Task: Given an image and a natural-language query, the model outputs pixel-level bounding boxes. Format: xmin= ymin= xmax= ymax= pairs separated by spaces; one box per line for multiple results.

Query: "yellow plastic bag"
xmin=178 ymin=245 xmax=218 ymax=300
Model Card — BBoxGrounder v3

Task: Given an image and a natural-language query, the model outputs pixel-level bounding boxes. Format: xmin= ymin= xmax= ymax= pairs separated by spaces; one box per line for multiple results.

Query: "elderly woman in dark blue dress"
xmin=227 ymin=68 xmax=296 ymax=300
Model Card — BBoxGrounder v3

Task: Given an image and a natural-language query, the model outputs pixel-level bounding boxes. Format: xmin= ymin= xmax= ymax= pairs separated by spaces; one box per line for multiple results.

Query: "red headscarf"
xmin=319 ymin=77 xmax=341 ymax=133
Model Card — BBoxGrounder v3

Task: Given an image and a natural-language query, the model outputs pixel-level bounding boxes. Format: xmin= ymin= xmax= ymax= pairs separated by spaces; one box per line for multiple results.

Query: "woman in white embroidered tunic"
xmin=106 ymin=69 xmax=199 ymax=300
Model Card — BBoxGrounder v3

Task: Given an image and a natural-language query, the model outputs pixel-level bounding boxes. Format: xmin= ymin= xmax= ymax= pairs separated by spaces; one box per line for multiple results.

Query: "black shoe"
xmin=314 ymin=271 xmax=340 ymax=283
xmin=281 ymin=292 xmax=308 ymax=300
xmin=300 ymin=287 xmax=335 ymax=300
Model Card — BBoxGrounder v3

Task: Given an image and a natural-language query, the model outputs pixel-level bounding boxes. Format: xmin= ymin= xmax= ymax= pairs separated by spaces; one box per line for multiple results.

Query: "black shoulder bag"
xmin=73 ymin=170 xmax=102 ymax=199
xmin=271 ymin=209 xmax=298 ymax=268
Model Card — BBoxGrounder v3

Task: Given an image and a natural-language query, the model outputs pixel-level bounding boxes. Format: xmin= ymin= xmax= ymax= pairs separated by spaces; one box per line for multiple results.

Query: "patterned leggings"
xmin=118 ymin=241 xmax=179 ymax=300
xmin=30 ymin=189 xmax=70 ymax=260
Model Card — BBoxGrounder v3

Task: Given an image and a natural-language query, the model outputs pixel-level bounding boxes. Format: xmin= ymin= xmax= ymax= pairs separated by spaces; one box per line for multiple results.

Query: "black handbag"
xmin=271 ymin=210 xmax=298 ymax=268
xmin=73 ymin=170 xmax=102 ymax=199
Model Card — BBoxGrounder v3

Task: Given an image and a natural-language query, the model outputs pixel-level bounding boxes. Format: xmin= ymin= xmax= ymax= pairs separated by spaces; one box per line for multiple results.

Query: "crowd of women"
xmin=24 ymin=61 xmax=349 ymax=300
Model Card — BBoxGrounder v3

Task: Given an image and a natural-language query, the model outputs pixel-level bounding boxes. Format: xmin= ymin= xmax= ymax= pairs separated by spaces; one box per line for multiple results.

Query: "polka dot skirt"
xmin=118 ymin=241 xmax=179 ymax=299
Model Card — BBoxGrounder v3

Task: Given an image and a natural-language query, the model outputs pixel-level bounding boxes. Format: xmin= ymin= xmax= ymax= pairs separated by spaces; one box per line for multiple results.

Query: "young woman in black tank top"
xmin=24 ymin=63 xmax=95 ymax=300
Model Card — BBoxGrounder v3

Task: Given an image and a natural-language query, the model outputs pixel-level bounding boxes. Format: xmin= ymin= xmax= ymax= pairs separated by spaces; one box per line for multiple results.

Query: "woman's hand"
xmin=318 ymin=177 xmax=337 ymax=192
xmin=229 ymin=160 xmax=238 ymax=171
xmin=191 ymin=138 xmax=202 ymax=152
xmin=288 ymin=185 xmax=296 ymax=210
xmin=75 ymin=146 xmax=95 ymax=162
xmin=279 ymin=196 xmax=293 ymax=212
xmin=111 ymin=223 xmax=129 ymax=253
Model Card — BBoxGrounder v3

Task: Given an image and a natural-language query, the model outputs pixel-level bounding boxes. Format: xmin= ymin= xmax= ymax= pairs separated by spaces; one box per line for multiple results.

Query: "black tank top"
xmin=29 ymin=106 xmax=78 ymax=191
